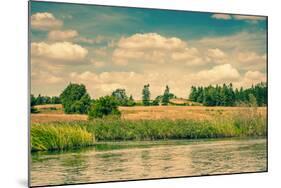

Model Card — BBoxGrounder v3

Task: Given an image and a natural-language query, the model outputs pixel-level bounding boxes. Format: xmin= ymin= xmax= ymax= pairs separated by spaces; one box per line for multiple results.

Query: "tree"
xmin=188 ymin=82 xmax=267 ymax=107
xmin=142 ymin=84 xmax=151 ymax=106
xmin=88 ymin=96 xmax=121 ymax=119
xmin=112 ymin=88 xmax=129 ymax=106
xmin=30 ymin=94 xmax=38 ymax=113
xmin=248 ymin=93 xmax=257 ymax=107
xmin=60 ymin=83 xmax=91 ymax=114
xmin=127 ymin=95 xmax=136 ymax=106
xmin=162 ymin=85 xmax=170 ymax=105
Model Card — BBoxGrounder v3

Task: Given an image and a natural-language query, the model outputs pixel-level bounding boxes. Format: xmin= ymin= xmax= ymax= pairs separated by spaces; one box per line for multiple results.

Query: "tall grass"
xmin=31 ymin=108 xmax=266 ymax=151
xmin=31 ymin=124 xmax=93 ymax=151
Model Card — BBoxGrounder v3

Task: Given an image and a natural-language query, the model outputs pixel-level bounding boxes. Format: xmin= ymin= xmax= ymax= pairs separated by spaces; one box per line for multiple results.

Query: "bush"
xmin=60 ymin=83 xmax=91 ymax=114
xmin=88 ymin=96 xmax=121 ymax=119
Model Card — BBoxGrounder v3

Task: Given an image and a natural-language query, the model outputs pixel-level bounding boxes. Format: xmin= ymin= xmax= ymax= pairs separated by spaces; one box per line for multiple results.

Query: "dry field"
xmin=31 ymin=104 xmax=267 ymax=123
xmin=120 ymin=106 xmax=266 ymax=120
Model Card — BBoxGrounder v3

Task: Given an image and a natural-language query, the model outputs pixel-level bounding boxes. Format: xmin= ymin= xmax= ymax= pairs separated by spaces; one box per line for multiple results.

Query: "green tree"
xmin=248 ymin=93 xmax=257 ymax=107
xmin=88 ymin=96 xmax=121 ymax=119
xmin=127 ymin=95 xmax=136 ymax=106
xmin=111 ymin=88 xmax=129 ymax=106
xmin=142 ymin=84 xmax=151 ymax=106
xmin=60 ymin=83 xmax=91 ymax=114
xmin=162 ymin=85 xmax=170 ymax=105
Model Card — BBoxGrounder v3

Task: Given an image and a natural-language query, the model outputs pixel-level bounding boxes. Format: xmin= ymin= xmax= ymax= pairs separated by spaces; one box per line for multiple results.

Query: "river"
xmin=31 ymin=138 xmax=267 ymax=187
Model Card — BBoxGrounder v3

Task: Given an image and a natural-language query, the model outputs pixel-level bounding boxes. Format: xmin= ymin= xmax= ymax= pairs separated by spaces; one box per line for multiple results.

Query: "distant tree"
xmin=142 ymin=84 xmax=151 ymax=106
xmin=60 ymin=83 xmax=91 ymax=114
xmin=127 ymin=95 xmax=136 ymax=106
xmin=88 ymin=96 xmax=121 ymax=119
xmin=112 ymin=88 xmax=129 ymax=106
xmin=188 ymin=82 xmax=267 ymax=107
xmin=35 ymin=94 xmax=43 ymax=105
xmin=30 ymin=94 xmax=36 ymax=106
xmin=30 ymin=94 xmax=38 ymax=113
xmin=52 ymin=96 xmax=61 ymax=104
xmin=248 ymin=93 xmax=257 ymax=107
xmin=162 ymin=85 xmax=170 ymax=105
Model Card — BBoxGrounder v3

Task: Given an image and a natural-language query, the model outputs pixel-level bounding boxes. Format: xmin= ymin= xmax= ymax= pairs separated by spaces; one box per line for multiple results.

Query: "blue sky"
xmin=30 ymin=1 xmax=267 ymax=99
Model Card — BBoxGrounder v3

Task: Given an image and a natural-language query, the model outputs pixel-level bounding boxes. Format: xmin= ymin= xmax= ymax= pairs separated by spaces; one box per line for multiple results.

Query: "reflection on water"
xmin=31 ymin=138 xmax=267 ymax=187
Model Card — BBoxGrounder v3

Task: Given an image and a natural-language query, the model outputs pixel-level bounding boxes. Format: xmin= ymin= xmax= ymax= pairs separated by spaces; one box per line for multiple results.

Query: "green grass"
xmin=31 ymin=108 xmax=266 ymax=151
xmin=31 ymin=124 xmax=94 ymax=151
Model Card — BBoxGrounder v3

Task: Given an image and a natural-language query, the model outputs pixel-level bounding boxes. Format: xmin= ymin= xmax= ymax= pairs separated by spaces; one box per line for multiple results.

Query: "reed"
xmin=31 ymin=108 xmax=266 ymax=151
xmin=31 ymin=124 xmax=93 ymax=151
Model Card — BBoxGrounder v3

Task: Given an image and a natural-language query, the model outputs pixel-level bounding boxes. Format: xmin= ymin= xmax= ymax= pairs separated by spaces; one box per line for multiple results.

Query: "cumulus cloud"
xmin=234 ymin=70 xmax=266 ymax=88
xmin=113 ymin=33 xmax=204 ymax=66
xmin=31 ymin=42 xmax=88 ymax=62
xmin=233 ymin=15 xmax=266 ymax=21
xmin=193 ymin=64 xmax=240 ymax=84
xmin=48 ymin=30 xmax=78 ymax=41
xmin=236 ymin=51 xmax=266 ymax=70
xmin=211 ymin=13 xmax=266 ymax=23
xmin=206 ymin=48 xmax=227 ymax=64
xmin=90 ymin=59 xmax=105 ymax=68
xmin=211 ymin=14 xmax=232 ymax=20
xmin=31 ymin=12 xmax=63 ymax=30
xmin=117 ymin=33 xmax=187 ymax=50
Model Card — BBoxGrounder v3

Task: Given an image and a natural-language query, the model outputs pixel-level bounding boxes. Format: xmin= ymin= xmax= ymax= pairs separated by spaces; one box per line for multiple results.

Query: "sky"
xmin=30 ymin=1 xmax=267 ymax=99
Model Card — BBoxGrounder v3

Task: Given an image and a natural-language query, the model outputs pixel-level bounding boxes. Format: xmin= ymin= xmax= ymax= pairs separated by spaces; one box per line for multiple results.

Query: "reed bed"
xmin=31 ymin=108 xmax=266 ymax=151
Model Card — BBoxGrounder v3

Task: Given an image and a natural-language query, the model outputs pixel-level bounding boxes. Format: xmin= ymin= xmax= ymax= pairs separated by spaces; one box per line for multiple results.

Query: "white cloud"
xmin=90 ymin=59 xmax=105 ymax=68
xmin=211 ymin=13 xmax=266 ymax=23
xmin=171 ymin=48 xmax=204 ymax=65
xmin=31 ymin=12 xmax=63 ymax=30
xmin=211 ymin=14 xmax=232 ymax=20
xmin=48 ymin=30 xmax=78 ymax=41
xmin=117 ymin=33 xmax=187 ymax=50
xmin=236 ymin=51 xmax=266 ymax=70
xmin=194 ymin=32 xmax=266 ymax=53
xmin=233 ymin=15 xmax=266 ymax=21
xmin=31 ymin=42 xmax=88 ymax=62
xmin=193 ymin=64 xmax=240 ymax=84
xmin=206 ymin=48 xmax=227 ymax=64
xmin=234 ymin=70 xmax=266 ymax=88
xmin=113 ymin=33 xmax=204 ymax=66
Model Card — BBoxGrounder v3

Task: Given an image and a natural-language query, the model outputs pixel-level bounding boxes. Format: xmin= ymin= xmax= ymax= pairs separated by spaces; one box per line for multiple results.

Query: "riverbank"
xmin=31 ymin=109 xmax=266 ymax=151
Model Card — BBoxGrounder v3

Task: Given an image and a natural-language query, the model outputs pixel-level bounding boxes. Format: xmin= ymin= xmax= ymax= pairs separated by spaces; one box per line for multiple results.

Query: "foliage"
xmin=162 ymin=85 xmax=170 ymax=105
xmin=30 ymin=94 xmax=61 ymax=106
xmin=31 ymin=124 xmax=93 ymax=151
xmin=142 ymin=84 xmax=151 ymax=106
xmin=59 ymin=83 xmax=91 ymax=114
xmin=189 ymin=82 xmax=267 ymax=107
xmin=88 ymin=96 xmax=121 ymax=119
xmin=31 ymin=108 xmax=265 ymax=151
xmin=111 ymin=88 xmax=135 ymax=106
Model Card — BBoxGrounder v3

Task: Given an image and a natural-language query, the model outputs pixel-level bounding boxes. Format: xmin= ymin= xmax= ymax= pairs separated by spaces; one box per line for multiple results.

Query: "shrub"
xmin=88 ymin=96 xmax=121 ymax=119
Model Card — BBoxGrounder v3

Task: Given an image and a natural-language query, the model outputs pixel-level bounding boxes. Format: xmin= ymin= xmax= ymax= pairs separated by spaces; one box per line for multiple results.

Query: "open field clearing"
xmin=31 ymin=105 xmax=266 ymax=123
xmin=120 ymin=106 xmax=266 ymax=121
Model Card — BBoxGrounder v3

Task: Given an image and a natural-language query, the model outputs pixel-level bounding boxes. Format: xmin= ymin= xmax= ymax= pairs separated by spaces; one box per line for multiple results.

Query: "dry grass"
xmin=31 ymin=105 xmax=266 ymax=123
xmin=120 ymin=106 xmax=266 ymax=121
xmin=31 ymin=114 xmax=88 ymax=123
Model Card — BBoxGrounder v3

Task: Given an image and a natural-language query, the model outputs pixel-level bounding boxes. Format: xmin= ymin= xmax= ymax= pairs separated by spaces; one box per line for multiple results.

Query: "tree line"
xmin=189 ymin=82 xmax=267 ymax=107
xmin=31 ymin=94 xmax=61 ymax=106
xmin=31 ymin=82 xmax=267 ymax=118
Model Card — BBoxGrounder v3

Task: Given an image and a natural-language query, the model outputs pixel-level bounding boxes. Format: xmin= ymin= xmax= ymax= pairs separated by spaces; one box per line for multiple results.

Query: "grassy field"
xmin=31 ymin=104 xmax=266 ymax=123
xmin=31 ymin=104 xmax=267 ymax=151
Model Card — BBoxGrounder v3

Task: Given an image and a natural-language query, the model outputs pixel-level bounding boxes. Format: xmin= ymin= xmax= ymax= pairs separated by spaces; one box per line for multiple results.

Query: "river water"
xmin=31 ymin=138 xmax=267 ymax=187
